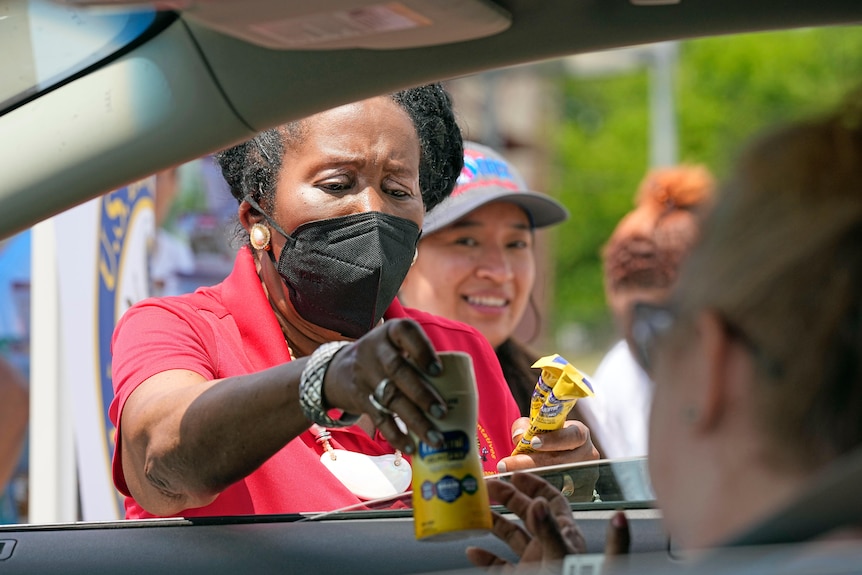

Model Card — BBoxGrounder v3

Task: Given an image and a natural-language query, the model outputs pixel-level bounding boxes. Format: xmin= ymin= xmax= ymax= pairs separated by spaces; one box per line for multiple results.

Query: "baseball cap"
xmin=422 ymin=141 xmax=569 ymax=236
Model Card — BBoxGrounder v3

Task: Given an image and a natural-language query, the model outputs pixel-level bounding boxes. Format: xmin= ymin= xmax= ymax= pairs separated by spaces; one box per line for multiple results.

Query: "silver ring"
xmin=368 ymin=393 xmax=393 ymax=415
xmin=374 ymin=378 xmax=392 ymax=403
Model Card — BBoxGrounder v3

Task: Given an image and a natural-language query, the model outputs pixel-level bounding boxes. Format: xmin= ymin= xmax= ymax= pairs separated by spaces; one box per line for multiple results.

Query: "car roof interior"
xmin=1 ymin=0 xmax=861 ymax=240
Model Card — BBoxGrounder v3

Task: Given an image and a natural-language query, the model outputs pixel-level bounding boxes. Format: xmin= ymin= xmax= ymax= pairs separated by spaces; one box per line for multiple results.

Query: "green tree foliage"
xmin=550 ymin=26 xmax=862 ymax=352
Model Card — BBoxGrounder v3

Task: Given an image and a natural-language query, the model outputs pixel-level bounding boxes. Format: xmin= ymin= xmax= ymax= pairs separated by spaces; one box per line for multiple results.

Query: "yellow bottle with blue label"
xmin=412 ymin=352 xmax=492 ymax=541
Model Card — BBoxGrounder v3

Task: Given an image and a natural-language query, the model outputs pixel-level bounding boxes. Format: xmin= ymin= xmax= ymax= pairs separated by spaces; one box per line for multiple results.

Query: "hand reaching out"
xmin=322 ymin=318 xmax=449 ymax=453
xmin=498 ymin=418 xmax=600 ymax=502
xmin=466 ymin=473 xmax=585 ymax=574
xmin=466 ymin=473 xmax=631 ymax=574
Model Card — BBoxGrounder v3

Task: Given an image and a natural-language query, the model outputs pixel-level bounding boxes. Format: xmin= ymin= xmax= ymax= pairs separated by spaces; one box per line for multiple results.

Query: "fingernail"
xmin=497 ymin=461 xmax=507 ymax=473
xmin=530 ymin=436 xmax=544 ymax=449
xmin=430 ymin=403 xmax=447 ymax=419
xmin=427 ymin=430 xmax=445 ymax=447
xmin=511 ymin=427 xmax=527 ymax=440
xmin=427 ymin=360 xmax=443 ymax=377
xmin=533 ymin=499 xmax=548 ymax=522
xmin=612 ymin=511 xmax=627 ymax=529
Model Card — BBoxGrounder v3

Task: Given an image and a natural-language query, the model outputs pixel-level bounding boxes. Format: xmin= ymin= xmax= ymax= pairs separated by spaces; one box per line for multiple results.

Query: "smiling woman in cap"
xmin=400 ymin=143 xmax=601 ymax=454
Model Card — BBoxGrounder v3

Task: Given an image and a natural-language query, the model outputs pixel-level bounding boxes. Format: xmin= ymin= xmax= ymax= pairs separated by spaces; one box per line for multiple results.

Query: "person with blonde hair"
xmin=468 ymin=89 xmax=862 ymax=571
xmin=584 ymin=165 xmax=715 ymax=459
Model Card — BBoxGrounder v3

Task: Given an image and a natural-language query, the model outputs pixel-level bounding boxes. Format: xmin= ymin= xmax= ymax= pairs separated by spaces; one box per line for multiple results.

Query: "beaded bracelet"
xmin=298 ymin=341 xmax=361 ymax=428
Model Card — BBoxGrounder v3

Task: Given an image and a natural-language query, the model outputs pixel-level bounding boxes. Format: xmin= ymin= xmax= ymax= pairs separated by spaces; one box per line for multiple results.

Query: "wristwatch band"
xmin=299 ymin=341 xmax=360 ymax=428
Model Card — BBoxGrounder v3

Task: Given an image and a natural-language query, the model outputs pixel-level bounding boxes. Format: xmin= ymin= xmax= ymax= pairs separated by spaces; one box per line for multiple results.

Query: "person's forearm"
xmin=122 ymin=360 xmax=312 ymax=515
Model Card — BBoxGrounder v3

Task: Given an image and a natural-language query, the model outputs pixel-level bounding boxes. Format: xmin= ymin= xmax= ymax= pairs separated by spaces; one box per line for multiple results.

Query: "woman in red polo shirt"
xmin=110 ymin=84 xmax=597 ymax=519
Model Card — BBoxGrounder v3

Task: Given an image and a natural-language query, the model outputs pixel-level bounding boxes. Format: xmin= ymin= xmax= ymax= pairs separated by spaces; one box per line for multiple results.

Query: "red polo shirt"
xmin=110 ymin=247 xmax=520 ymax=518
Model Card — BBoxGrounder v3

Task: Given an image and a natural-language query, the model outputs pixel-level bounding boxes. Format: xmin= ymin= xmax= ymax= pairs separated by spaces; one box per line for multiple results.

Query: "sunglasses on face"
xmin=630 ymin=301 xmax=784 ymax=379
xmin=630 ymin=301 xmax=676 ymax=373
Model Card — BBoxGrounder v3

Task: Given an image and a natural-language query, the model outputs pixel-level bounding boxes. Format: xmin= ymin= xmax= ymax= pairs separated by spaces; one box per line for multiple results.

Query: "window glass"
xmin=0 ymin=0 xmax=155 ymax=112
xmin=300 ymin=458 xmax=655 ymax=521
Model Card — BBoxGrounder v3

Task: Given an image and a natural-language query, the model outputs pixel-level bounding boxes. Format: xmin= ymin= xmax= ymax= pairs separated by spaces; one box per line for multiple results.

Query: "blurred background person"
xmin=583 ymin=165 xmax=715 ymax=459
xmin=151 ymin=168 xmax=197 ymax=297
xmin=0 ymin=231 xmax=30 ymax=523
xmin=399 ymin=142 xmax=603 ymax=453
xmin=0 ymin=355 xmax=28 ymax=523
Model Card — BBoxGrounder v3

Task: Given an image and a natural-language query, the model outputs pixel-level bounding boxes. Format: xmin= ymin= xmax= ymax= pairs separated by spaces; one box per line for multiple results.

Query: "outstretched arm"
xmin=117 ymin=318 xmax=448 ymax=516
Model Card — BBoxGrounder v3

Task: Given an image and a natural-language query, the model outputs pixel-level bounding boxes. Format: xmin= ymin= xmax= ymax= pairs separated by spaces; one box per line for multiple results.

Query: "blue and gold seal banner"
xmin=98 ymin=181 xmax=155 ymax=458
xmin=55 ymin=178 xmax=155 ymax=520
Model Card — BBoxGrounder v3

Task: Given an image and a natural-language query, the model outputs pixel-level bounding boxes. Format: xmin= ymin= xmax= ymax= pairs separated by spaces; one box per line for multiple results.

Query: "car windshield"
xmin=0 ymin=0 xmax=155 ymax=112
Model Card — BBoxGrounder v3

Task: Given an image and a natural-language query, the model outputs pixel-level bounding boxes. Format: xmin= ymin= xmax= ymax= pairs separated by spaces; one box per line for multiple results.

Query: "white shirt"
xmin=578 ymin=340 xmax=654 ymax=459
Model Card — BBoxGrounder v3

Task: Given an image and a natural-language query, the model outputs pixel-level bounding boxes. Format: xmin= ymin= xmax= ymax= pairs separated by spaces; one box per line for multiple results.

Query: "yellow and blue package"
xmin=511 ymin=354 xmax=595 ymax=456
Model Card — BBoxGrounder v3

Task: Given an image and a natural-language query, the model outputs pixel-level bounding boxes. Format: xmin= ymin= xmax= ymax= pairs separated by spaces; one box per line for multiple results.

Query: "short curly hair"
xmin=215 ymin=83 xmax=463 ymax=221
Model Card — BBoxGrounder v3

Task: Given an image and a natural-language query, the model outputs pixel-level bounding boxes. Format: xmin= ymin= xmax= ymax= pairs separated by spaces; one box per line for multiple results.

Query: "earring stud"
xmin=250 ymin=223 xmax=271 ymax=251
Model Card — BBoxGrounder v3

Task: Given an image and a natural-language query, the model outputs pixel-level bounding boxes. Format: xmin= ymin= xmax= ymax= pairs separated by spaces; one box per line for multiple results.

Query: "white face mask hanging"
xmin=311 ymin=425 xmax=412 ymax=500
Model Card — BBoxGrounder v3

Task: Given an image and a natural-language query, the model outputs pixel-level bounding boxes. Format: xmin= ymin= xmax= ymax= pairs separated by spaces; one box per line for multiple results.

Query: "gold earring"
xmin=250 ymin=223 xmax=271 ymax=251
